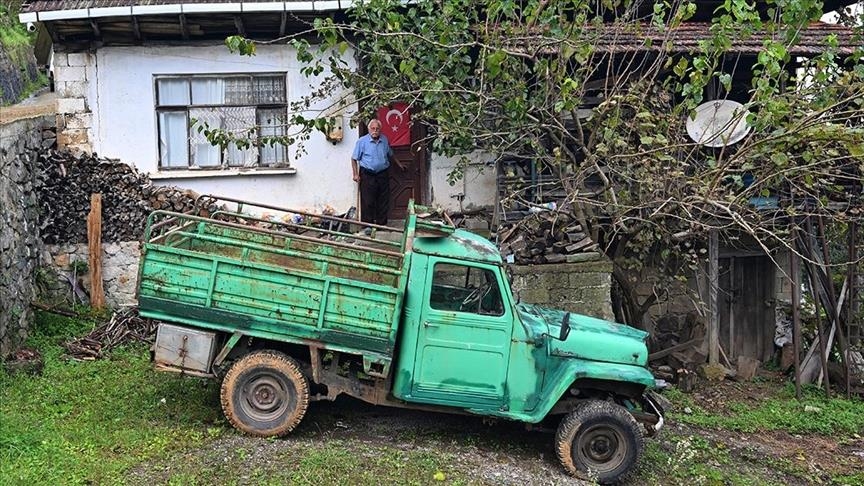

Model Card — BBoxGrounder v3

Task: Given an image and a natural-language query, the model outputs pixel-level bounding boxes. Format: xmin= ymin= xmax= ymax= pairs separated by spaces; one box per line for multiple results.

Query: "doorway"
xmin=718 ymin=255 xmax=776 ymax=362
xmin=360 ymin=106 xmax=428 ymax=221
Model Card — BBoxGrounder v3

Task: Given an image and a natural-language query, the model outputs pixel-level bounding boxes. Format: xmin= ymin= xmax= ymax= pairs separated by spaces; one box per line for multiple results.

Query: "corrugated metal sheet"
xmin=23 ymin=0 xmax=283 ymax=12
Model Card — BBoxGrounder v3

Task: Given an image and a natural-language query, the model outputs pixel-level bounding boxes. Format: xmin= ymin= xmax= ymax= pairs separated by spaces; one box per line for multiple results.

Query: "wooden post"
xmin=87 ymin=193 xmax=105 ymax=309
xmin=802 ymin=218 xmax=831 ymax=397
xmin=790 ymin=225 xmax=802 ymax=400
xmin=708 ymin=230 xmax=719 ymax=365
xmin=847 ymin=221 xmax=857 ymax=398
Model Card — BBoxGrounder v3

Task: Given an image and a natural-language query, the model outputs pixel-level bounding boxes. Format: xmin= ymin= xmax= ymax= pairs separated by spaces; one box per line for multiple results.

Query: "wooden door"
xmin=388 ymin=121 xmax=427 ymax=220
xmin=719 ymin=256 xmax=776 ymax=362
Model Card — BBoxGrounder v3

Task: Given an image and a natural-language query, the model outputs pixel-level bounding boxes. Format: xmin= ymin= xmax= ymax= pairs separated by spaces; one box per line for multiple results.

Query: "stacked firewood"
xmin=497 ymin=210 xmax=598 ymax=264
xmin=63 ymin=307 xmax=157 ymax=361
xmin=37 ymin=150 xmax=210 ymax=244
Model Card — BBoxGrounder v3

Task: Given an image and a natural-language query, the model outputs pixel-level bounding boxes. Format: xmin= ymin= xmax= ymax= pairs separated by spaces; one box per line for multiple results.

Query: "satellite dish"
xmin=686 ymin=100 xmax=751 ymax=147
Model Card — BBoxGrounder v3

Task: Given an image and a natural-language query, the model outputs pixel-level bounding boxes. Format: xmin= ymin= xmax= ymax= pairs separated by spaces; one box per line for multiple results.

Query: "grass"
xmin=664 ymin=386 xmax=864 ymax=436
xmin=635 ymin=385 xmax=864 ymax=486
xmin=0 ymin=311 xmax=220 ymax=485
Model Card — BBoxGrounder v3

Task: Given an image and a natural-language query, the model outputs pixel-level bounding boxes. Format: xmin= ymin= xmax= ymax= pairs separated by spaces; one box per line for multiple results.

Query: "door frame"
xmin=410 ymin=256 xmax=514 ymax=408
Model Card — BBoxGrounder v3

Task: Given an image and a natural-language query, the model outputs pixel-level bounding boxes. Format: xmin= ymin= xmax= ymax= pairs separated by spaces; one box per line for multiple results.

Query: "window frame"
xmin=154 ymin=72 xmax=289 ymax=171
xmin=428 ymin=261 xmax=506 ymax=317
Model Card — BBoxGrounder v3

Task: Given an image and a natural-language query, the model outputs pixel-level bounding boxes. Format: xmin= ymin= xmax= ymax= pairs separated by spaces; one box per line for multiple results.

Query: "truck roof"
xmin=413 ymin=229 xmax=502 ymax=264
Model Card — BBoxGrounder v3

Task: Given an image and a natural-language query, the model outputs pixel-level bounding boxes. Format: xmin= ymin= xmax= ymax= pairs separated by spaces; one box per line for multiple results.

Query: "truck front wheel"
xmin=220 ymin=350 xmax=309 ymax=437
xmin=554 ymin=400 xmax=643 ymax=484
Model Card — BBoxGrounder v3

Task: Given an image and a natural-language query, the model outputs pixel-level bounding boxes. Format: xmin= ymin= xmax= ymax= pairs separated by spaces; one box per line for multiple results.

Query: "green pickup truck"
xmin=137 ymin=196 xmax=664 ymax=484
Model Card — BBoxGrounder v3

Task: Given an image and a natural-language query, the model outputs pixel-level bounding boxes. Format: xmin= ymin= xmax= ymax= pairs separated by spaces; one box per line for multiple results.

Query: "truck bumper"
xmin=631 ymin=391 xmax=666 ymax=437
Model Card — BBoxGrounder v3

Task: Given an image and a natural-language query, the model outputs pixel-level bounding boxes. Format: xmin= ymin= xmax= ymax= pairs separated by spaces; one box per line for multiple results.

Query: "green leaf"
xmin=487 ymin=51 xmax=506 ymax=78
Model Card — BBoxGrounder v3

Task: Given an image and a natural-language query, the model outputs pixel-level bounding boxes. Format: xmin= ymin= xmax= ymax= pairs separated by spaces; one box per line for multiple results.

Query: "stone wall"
xmin=509 ymin=253 xmax=614 ymax=320
xmin=41 ymin=242 xmax=141 ymax=308
xmin=0 ymin=115 xmax=53 ymax=357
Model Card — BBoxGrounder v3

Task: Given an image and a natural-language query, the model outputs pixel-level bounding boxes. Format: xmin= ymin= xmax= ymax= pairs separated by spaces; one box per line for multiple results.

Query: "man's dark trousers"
xmin=360 ymin=168 xmax=389 ymax=225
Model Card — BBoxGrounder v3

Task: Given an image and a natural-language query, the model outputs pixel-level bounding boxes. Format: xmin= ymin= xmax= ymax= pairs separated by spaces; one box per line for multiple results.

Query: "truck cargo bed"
xmin=137 ymin=197 xmax=412 ymax=365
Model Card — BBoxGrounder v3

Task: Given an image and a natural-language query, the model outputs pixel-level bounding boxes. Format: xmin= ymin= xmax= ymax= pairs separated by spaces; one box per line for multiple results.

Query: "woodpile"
xmin=37 ymin=150 xmax=208 ymax=244
xmin=497 ymin=209 xmax=597 ymax=264
xmin=649 ymin=313 xmax=708 ymax=388
xmin=63 ymin=307 xmax=157 ymax=361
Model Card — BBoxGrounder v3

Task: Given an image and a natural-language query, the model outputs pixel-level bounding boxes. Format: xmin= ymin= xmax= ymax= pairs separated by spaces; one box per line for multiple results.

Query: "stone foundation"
xmin=41 ymin=242 xmax=141 ymax=308
xmin=509 ymin=253 xmax=614 ymax=320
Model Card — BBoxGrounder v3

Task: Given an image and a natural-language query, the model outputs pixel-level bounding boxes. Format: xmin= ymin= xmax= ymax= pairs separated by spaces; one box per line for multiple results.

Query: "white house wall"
xmin=66 ymin=44 xmax=358 ymax=213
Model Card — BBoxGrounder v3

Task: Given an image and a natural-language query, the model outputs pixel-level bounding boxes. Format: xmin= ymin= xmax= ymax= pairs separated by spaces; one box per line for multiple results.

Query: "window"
xmin=429 ymin=263 xmax=504 ymax=316
xmin=155 ymin=74 xmax=289 ymax=170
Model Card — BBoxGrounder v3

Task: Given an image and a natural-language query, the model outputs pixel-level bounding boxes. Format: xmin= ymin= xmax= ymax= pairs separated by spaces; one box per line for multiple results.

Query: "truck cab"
xmin=393 ymin=229 xmax=657 ymax=424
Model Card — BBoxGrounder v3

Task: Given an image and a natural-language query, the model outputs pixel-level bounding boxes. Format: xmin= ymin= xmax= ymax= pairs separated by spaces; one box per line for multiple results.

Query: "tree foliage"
xmin=223 ymin=0 xmax=864 ymax=325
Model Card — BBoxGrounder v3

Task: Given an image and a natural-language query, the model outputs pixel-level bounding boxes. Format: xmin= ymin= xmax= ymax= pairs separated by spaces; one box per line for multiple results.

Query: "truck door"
xmin=411 ymin=258 xmax=513 ymax=408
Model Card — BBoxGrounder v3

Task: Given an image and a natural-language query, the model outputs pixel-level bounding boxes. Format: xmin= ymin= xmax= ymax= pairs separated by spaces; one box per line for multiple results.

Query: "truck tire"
xmin=220 ymin=350 xmax=309 ymax=437
xmin=554 ymin=399 xmax=643 ymax=485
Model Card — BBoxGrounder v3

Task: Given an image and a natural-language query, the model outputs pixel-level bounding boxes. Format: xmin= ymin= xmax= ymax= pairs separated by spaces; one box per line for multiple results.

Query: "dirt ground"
xmin=130 ymin=375 xmax=864 ymax=485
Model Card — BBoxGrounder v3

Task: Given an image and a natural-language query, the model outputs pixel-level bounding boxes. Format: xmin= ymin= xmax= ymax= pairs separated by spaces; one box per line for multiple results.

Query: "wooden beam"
xmin=805 ymin=216 xmax=831 ymax=397
xmin=89 ymin=19 xmax=101 ymax=38
xmin=234 ymin=15 xmax=246 ymax=36
xmin=46 ymin=24 xmax=60 ymax=43
xmin=708 ymin=230 xmax=719 ymax=365
xmin=847 ymin=221 xmax=858 ymax=398
xmin=132 ymin=16 xmax=142 ymax=42
xmin=648 ymin=338 xmax=704 ymax=362
xmin=179 ymin=14 xmax=190 ymax=40
xmin=790 ymin=225 xmax=802 ymax=400
xmin=87 ymin=194 xmax=105 ymax=310
xmin=728 ymin=255 xmax=735 ymax=361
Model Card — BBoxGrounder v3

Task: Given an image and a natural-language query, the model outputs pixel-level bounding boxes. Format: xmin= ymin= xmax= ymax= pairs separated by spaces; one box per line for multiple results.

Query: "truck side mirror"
xmin=559 ymin=313 xmax=571 ymax=341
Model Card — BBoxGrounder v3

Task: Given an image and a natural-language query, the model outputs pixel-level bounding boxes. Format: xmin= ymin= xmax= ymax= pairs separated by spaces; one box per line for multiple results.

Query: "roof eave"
xmin=19 ymin=1 xmax=349 ymax=23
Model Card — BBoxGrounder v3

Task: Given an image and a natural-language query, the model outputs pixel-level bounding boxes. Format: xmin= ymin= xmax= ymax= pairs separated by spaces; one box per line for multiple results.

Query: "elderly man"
xmin=351 ymin=119 xmax=404 ymax=227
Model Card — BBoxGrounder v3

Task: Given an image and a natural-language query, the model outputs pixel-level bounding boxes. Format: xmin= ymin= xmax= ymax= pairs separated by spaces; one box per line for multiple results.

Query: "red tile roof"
xmin=503 ymin=21 xmax=864 ymax=56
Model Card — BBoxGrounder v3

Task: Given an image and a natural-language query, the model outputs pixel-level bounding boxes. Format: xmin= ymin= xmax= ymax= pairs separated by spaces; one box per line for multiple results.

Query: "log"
xmin=649 ymin=338 xmax=704 ymax=361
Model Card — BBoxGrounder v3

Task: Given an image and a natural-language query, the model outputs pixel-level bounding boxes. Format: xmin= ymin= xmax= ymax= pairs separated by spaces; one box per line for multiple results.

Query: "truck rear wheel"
xmin=554 ymin=400 xmax=643 ymax=485
xmin=220 ymin=350 xmax=309 ymax=437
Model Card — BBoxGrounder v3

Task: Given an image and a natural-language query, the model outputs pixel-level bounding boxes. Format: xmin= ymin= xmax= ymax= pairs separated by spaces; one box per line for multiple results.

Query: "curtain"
xmin=191 ymin=78 xmax=225 ymax=105
xmin=254 ymin=76 xmax=287 ymax=104
xmin=258 ymin=108 xmax=287 ymax=166
xmin=189 ymin=108 xmax=223 ymax=167
xmin=157 ymin=79 xmax=189 ymax=105
xmin=158 ymin=111 xmax=188 ymax=168
xmin=225 ymin=77 xmax=252 ymax=105
xmin=223 ymin=107 xmax=257 ymax=167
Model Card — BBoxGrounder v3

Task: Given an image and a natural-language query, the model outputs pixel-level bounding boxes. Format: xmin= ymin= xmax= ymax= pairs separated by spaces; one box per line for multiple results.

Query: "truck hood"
xmin=516 ymin=303 xmax=650 ymax=367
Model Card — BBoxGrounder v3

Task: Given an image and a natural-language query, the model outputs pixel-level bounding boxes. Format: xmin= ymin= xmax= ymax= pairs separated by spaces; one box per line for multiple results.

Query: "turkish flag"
xmin=377 ymin=103 xmax=411 ymax=147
